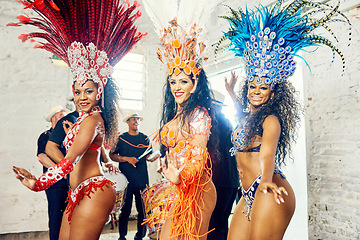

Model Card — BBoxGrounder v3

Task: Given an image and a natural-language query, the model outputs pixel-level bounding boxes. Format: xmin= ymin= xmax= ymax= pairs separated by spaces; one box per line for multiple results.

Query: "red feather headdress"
xmin=8 ymin=0 xmax=146 ymax=100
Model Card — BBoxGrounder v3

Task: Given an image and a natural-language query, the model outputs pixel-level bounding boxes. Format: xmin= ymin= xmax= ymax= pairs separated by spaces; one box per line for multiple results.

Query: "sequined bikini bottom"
xmin=65 ymin=175 xmax=114 ymax=223
xmin=241 ymin=169 xmax=286 ymax=221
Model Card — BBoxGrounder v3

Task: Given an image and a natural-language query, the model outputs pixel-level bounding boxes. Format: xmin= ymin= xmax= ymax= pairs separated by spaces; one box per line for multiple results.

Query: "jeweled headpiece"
xmin=8 ymin=0 xmax=146 ymax=100
xmin=157 ymin=17 xmax=207 ymax=79
xmin=217 ymin=1 xmax=351 ymax=90
xmin=143 ymin=0 xmax=223 ymax=83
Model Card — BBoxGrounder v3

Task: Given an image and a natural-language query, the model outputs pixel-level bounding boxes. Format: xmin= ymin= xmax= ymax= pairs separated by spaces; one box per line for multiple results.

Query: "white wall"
xmin=0 ymin=1 xmax=72 ymax=233
xmin=304 ymin=6 xmax=360 ymax=240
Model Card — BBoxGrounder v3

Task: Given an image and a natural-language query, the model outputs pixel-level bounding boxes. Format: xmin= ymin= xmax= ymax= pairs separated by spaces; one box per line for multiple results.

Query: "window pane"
xmin=119 ymin=99 xmax=143 ymax=111
xmin=115 ymin=61 xmax=144 ymax=72
xmin=121 ymin=53 xmax=144 ymax=63
xmin=121 ymin=89 xmax=143 ymax=100
xmin=114 ymin=53 xmax=145 ymax=111
xmin=113 ymin=70 xmax=143 ymax=82
xmin=117 ymin=80 xmax=143 ymax=91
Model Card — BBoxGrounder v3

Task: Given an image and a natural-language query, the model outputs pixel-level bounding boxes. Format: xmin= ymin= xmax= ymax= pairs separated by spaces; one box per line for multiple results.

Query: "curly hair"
xmin=237 ymin=80 xmax=301 ymax=167
xmin=72 ymin=79 xmax=120 ymax=145
xmin=100 ymin=78 xmax=121 ymax=144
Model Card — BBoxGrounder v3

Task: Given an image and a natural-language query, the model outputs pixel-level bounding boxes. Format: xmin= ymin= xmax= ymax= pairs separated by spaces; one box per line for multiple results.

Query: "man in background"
xmin=37 ymin=105 xmax=68 ymax=240
xmin=110 ymin=111 xmax=157 ymax=240
xmin=46 ymin=96 xmax=79 ymax=163
xmin=207 ymin=90 xmax=240 ymax=240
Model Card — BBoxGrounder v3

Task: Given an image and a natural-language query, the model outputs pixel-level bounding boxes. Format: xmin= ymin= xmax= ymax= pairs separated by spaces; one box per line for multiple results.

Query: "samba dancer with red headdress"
xmin=10 ymin=0 xmax=146 ymax=239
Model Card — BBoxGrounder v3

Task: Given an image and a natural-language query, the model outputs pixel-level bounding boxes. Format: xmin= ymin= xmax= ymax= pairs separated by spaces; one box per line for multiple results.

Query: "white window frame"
xmin=113 ymin=52 xmax=146 ymax=111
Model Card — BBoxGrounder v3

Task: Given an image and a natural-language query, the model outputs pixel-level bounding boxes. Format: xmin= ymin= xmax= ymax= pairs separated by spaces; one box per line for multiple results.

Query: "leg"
xmin=159 ymin=208 xmax=172 ymax=240
xmin=46 ymin=187 xmax=69 ymax=240
xmin=118 ymin=187 xmax=134 ymax=240
xmin=69 ymin=184 xmax=116 ymax=240
xmin=134 ymin=187 xmax=147 ymax=239
xmin=227 ymin=198 xmax=251 ymax=240
xmin=195 ymin=179 xmax=217 ymax=240
xmin=249 ymin=176 xmax=295 ymax=240
xmin=59 ymin=207 xmax=71 ymax=240
xmin=207 ymin=187 xmax=237 ymax=240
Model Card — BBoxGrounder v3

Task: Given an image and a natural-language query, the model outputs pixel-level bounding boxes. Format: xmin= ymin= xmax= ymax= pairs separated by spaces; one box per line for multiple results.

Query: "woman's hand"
xmin=225 ymin=71 xmax=238 ymax=95
xmin=258 ymin=179 xmax=288 ymax=204
xmin=104 ymin=162 xmax=119 ymax=174
xmin=225 ymin=71 xmax=242 ymax=112
xmin=62 ymin=120 xmax=74 ymax=134
xmin=161 ymin=152 xmax=185 ymax=185
xmin=12 ymin=166 xmax=37 ymax=190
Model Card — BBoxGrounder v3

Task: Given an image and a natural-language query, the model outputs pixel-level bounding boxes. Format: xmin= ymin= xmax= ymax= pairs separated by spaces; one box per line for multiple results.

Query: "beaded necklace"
xmin=63 ymin=106 xmax=102 ymax=152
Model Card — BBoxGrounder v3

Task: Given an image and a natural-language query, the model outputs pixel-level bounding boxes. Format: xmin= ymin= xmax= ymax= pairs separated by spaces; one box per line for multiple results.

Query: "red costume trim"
xmin=32 ymin=158 xmax=74 ymax=192
xmin=65 ymin=176 xmax=115 ymax=223
xmin=63 ymin=106 xmax=101 ymax=152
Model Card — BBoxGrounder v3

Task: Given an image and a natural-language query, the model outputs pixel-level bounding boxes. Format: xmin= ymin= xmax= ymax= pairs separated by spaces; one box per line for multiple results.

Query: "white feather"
xmin=143 ymin=0 xmax=223 ymax=32
xmin=142 ymin=0 xmax=178 ymax=34
xmin=177 ymin=0 xmax=223 ymax=28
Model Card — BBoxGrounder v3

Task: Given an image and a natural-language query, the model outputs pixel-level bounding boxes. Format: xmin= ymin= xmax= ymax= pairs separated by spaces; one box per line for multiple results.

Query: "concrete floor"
xmin=100 ymin=219 xmax=152 ymax=240
xmin=0 ymin=219 xmax=152 ymax=240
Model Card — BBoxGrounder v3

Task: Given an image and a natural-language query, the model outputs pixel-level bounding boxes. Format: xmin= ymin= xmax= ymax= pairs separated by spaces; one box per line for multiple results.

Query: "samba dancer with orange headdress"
xmin=10 ymin=0 xmax=145 ymax=239
xmin=143 ymin=1 xmax=222 ymax=239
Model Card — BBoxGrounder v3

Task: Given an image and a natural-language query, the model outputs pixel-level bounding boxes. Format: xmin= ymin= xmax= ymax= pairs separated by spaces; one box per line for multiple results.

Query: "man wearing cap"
xmin=207 ymin=90 xmax=240 ymax=240
xmin=45 ymin=96 xmax=79 ymax=165
xmin=110 ymin=111 xmax=156 ymax=240
xmin=37 ymin=105 xmax=68 ymax=240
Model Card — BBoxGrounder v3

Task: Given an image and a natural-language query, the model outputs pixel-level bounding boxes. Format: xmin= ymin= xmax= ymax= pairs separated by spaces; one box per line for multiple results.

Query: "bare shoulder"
xmin=262 ymin=115 xmax=280 ymax=131
xmin=81 ymin=112 xmax=104 ymax=129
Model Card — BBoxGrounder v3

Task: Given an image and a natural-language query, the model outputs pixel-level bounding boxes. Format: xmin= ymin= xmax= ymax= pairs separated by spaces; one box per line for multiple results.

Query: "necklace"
xmin=63 ymin=106 xmax=102 ymax=152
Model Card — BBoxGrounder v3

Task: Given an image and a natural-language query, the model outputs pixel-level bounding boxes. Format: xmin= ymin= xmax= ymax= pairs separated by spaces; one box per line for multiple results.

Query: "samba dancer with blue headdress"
xmin=217 ymin=0 xmax=350 ymax=239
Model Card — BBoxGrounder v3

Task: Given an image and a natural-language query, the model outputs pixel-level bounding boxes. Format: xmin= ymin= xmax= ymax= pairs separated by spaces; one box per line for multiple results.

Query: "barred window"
xmin=113 ymin=53 xmax=146 ymax=111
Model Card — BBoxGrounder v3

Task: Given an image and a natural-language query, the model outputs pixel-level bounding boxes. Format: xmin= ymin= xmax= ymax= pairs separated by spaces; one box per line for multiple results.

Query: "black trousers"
xmin=45 ymin=187 xmax=68 ymax=240
xmin=207 ymin=187 xmax=238 ymax=240
xmin=118 ymin=186 xmax=146 ymax=240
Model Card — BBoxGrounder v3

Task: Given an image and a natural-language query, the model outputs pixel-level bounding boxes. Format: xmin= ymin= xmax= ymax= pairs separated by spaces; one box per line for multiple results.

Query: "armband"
xmin=32 ymin=158 xmax=74 ymax=192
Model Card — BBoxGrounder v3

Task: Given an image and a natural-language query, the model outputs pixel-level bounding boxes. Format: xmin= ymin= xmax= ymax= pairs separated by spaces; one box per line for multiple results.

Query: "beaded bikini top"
xmin=160 ymin=107 xmax=211 ymax=165
xmin=63 ymin=106 xmax=102 ymax=153
xmin=230 ymin=120 xmax=262 ymax=156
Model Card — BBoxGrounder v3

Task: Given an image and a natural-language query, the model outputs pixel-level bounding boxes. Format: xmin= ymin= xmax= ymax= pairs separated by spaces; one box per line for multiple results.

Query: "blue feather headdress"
xmin=217 ymin=0 xmax=351 ymax=90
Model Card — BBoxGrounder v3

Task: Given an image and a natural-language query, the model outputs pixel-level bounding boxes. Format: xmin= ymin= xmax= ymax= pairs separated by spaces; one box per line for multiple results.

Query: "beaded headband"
xmin=67 ymin=42 xmax=112 ymax=100
xmin=217 ymin=1 xmax=351 ymax=90
xmin=157 ymin=18 xmax=208 ymax=81
xmin=244 ymin=27 xmax=297 ymax=90
xmin=8 ymin=0 xmax=146 ymax=101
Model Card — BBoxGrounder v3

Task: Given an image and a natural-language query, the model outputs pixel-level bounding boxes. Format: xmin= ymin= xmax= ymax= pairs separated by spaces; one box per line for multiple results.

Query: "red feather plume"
xmin=8 ymin=0 xmax=146 ymax=67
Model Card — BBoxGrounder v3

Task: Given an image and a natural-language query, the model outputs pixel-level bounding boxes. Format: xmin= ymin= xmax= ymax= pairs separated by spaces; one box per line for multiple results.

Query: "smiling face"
xmin=73 ymin=80 xmax=99 ymax=112
xmin=169 ymin=71 xmax=194 ymax=107
xmin=127 ymin=117 xmax=140 ymax=132
xmin=248 ymin=77 xmax=274 ymax=111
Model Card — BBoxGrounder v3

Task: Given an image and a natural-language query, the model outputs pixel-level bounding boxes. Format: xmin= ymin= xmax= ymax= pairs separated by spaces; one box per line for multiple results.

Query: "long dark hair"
xmin=100 ymin=78 xmax=121 ymax=144
xmin=160 ymin=68 xmax=215 ymax=128
xmin=159 ymin=68 xmax=217 ymax=153
xmin=238 ymin=80 xmax=301 ymax=167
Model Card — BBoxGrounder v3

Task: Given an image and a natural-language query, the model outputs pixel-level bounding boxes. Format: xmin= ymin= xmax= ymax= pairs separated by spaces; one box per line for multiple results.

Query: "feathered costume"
xmin=8 ymin=0 xmax=146 ymax=102
xmin=8 ymin=0 xmax=145 ymax=221
xmin=217 ymin=0 xmax=351 ymax=220
xmin=142 ymin=0 xmax=222 ymax=239
xmin=216 ymin=0 xmax=351 ymax=90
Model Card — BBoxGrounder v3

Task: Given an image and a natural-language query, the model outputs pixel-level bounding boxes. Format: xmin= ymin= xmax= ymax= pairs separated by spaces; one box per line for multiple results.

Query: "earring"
xmin=243 ymin=99 xmax=250 ymax=113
